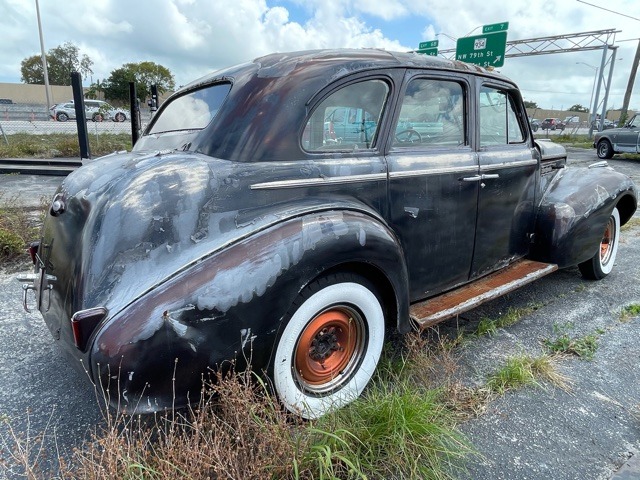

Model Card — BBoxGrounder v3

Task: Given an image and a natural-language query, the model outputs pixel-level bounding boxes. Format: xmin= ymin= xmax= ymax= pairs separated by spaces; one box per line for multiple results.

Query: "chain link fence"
xmin=0 ymin=103 xmax=153 ymax=152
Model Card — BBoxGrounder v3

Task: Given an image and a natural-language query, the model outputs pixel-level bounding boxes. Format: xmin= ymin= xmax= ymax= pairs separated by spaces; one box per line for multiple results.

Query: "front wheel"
xmin=579 ymin=208 xmax=620 ymax=280
xmin=115 ymin=112 xmax=126 ymax=122
xmin=273 ymin=273 xmax=385 ymax=419
xmin=597 ymin=139 xmax=614 ymax=159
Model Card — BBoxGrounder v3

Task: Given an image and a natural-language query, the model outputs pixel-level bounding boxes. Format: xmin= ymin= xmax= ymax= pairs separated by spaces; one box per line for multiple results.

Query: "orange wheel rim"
xmin=600 ymin=218 xmax=614 ymax=265
xmin=294 ymin=309 xmax=360 ymax=388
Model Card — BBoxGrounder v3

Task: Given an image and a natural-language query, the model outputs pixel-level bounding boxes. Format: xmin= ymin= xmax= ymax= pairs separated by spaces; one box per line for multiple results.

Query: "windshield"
xmin=149 ymin=83 xmax=231 ymax=134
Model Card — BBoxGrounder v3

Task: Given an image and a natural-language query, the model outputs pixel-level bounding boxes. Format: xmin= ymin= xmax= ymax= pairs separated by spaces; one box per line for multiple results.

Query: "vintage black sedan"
xmin=19 ymin=49 xmax=637 ymax=419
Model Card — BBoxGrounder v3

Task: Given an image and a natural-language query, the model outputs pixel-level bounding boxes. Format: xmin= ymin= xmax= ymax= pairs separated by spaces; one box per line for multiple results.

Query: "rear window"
xmin=149 ymin=83 xmax=232 ymax=134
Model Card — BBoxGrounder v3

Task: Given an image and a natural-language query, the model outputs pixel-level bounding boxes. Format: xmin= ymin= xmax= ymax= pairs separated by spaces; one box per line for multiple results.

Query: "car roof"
xmin=152 ymin=48 xmax=518 ymax=163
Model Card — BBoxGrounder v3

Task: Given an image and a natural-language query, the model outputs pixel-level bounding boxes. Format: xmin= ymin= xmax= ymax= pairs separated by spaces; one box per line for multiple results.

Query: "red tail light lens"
xmin=27 ymin=242 xmax=40 ymax=265
xmin=71 ymin=307 xmax=108 ymax=351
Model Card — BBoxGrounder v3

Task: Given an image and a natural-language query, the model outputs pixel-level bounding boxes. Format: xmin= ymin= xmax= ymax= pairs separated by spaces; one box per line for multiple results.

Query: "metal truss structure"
xmin=439 ymin=29 xmax=621 ymax=136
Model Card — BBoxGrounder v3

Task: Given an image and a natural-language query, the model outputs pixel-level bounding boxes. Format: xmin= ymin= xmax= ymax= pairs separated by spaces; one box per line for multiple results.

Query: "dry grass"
xmin=0 ymin=192 xmax=48 ymax=270
xmin=60 ymin=370 xmax=304 ymax=480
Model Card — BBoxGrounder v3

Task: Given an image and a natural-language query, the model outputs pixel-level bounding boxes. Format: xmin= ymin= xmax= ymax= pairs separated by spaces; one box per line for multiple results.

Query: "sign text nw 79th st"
xmin=456 ymin=31 xmax=507 ymax=68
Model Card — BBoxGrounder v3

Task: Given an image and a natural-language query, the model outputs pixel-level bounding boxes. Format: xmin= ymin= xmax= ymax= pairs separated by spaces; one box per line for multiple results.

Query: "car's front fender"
xmin=89 ymin=208 xmax=409 ymax=413
xmin=530 ymin=165 xmax=637 ymax=267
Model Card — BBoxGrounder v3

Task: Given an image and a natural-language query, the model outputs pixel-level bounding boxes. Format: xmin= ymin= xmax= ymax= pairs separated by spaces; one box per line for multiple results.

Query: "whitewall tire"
xmin=273 ymin=274 xmax=385 ymax=419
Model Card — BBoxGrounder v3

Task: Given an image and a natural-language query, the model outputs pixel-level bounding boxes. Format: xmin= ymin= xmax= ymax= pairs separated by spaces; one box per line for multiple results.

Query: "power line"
xmin=576 ymin=0 xmax=640 ymax=22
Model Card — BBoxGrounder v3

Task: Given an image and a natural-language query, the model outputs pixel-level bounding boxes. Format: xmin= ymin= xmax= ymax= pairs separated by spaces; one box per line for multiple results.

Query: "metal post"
xmin=149 ymin=84 xmax=159 ymax=117
xmin=619 ymin=39 xmax=640 ymax=126
xmin=129 ymin=82 xmax=140 ymax=146
xmin=35 ymin=0 xmax=52 ymax=112
xmin=71 ymin=72 xmax=91 ymax=160
xmin=599 ymin=50 xmax=617 ymax=131
xmin=588 ymin=45 xmax=608 ymax=138
xmin=0 ymin=122 xmax=8 ymax=145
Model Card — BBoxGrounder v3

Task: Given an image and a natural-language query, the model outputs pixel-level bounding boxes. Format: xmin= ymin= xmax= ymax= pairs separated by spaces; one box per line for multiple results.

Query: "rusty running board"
xmin=410 ymin=260 xmax=558 ymax=329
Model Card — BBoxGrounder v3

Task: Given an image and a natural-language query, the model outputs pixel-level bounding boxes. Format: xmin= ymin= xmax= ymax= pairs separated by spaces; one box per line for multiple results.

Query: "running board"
xmin=410 ymin=260 xmax=558 ymax=329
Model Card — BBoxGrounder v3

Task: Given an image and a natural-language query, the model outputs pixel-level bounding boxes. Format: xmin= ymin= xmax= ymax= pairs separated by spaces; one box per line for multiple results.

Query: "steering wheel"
xmin=395 ymin=129 xmax=422 ymax=144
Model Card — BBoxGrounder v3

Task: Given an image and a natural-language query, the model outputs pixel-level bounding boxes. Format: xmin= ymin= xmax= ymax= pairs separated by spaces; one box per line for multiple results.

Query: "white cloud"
xmin=0 ymin=0 xmax=638 ymax=110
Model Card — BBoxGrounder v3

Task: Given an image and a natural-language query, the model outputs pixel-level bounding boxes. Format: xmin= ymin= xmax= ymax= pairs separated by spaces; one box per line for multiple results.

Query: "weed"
xmin=619 ymin=304 xmax=640 ymax=322
xmin=486 ymin=354 xmax=568 ymax=394
xmin=474 ymin=304 xmax=541 ymax=336
xmin=543 ymin=333 xmax=599 ymax=360
xmin=552 ymin=321 xmax=575 ymax=334
xmin=313 ymin=383 xmax=471 ymax=480
xmin=0 ymin=193 xmax=46 ymax=269
xmin=486 ymin=356 xmax=537 ymax=394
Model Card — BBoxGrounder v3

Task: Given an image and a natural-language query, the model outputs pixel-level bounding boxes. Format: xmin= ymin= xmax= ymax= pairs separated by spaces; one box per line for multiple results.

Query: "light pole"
xmin=35 ymin=0 xmax=52 ymax=112
xmin=576 ymin=62 xmax=599 ymax=133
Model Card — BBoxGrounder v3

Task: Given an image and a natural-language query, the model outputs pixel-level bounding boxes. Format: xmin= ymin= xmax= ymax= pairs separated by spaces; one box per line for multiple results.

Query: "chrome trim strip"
xmin=389 ymin=165 xmax=478 ymax=179
xmin=480 ymin=159 xmax=538 ymax=172
xmin=250 ymin=172 xmax=388 ymax=190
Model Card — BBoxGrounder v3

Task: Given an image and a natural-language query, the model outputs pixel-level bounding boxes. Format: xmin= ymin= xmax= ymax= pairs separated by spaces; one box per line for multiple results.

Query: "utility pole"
xmin=619 ymin=39 xmax=640 ymax=126
xmin=35 ymin=0 xmax=52 ymax=112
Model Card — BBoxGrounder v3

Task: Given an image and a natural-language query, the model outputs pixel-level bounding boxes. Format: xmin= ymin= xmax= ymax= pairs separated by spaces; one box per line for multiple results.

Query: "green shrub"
xmin=0 ymin=228 xmax=24 ymax=259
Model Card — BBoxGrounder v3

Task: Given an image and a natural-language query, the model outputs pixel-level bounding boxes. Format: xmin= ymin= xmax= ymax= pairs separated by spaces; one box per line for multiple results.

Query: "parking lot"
xmin=0 ymin=147 xmax=638 ymax=479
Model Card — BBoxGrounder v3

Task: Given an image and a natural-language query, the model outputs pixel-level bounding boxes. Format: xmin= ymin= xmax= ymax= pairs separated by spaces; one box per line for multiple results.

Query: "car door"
xmin=386 ymin=72 xmax=478 ymax=300
xmin=471 ymin=83 xmax=537 ymax=278
xmin=617 ymin=114 xmax=640 ymax=152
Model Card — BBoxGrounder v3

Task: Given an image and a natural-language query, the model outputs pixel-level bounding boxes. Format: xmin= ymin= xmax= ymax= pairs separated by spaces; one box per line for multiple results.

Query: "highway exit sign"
xmin=456 ymin=31 xmax=507 ymax=68
xmin=419 ymin=40 xmax=438 ymax=50
xmin=482 ymin=22 xmax=509 ymax=34
xmin=417 ymin=48 xmax=438 ymax=56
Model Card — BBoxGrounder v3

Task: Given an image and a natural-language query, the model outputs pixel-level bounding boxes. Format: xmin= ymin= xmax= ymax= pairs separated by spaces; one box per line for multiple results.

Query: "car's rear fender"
xmin=88 ymin=207 xmax=409 ymax=413
xmin=530 ymin=165 xmax=637 ymax=267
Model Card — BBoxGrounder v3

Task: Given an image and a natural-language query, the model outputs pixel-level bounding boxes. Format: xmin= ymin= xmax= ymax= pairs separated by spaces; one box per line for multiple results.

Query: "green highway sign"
xmin=482 ymin=22 xmax=509 ymax=34
xmin=419 ymin=40 xmax=438 ymax=50
xmin=456 ymin=31 xmax=507 ymax=68
xmin=417 ymin=48 xmax=438 ymax=56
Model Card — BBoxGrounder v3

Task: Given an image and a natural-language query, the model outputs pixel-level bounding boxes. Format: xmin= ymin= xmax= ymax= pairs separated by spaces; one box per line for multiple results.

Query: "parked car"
xmin=592 ymin=118 xmax=616 ymax=130
xmin=541 ymin=118 xmax=565 ymax=131
xmin=18 ymin=49 xmax=637 ymax=420
xmin=594 ymin=113 xmax=640 ymax=158
xmin=529 ymin=117 xmax=540 ymax=132
xmin=50 ymin=99 xmax=127 ymax=122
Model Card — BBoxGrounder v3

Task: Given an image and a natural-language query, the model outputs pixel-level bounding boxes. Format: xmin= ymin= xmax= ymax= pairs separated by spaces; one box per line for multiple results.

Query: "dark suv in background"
xmin=541 ymin=118 xmax=565 ymax=131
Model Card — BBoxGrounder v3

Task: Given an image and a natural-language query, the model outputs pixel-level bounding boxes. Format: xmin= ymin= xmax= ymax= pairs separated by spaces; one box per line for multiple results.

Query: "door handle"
xmin=461 ymin=175 xmax=482 ymax=182
xmin=481 ymin=174 xmax=500 ymax=180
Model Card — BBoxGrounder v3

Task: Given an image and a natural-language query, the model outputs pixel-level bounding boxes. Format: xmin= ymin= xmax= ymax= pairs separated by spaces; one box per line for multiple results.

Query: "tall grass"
xmin=0 ymin=133 xmax=131 ymax=159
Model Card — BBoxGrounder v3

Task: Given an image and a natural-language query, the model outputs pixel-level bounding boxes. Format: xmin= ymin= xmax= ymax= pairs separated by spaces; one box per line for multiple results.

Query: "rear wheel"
xmin=92 ymin=113 xmax=103 ymax=122
xmin=56 ymin=112 xmax=68 ymax=122
xmin=273 ymin=273 xmax=385 ymax=419
xmin=597 ymin=139 xmax=614 ymax=159
xmin=115 ymin=112 xmax=126 ymax=122
xmin=579 ymin=208 xmax=620 ymax=280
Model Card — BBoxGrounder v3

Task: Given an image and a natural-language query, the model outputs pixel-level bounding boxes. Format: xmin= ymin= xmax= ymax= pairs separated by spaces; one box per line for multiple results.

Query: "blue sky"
xmin=0 ymin=0 xmax=638 ymax=111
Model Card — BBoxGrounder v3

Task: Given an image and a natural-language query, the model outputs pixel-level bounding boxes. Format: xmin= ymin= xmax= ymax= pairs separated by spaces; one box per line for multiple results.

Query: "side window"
xmin=303 ymin=79 xmax=389 ymax=152
xmin=480 ymin=86 xmax=525 ymax=146
xmin=392 ymin=78 xmax=465 ymax=148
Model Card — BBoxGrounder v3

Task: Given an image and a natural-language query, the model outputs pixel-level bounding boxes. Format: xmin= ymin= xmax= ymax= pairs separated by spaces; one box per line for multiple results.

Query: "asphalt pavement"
xmin=0 ymin=148 xmax=639 ymax=479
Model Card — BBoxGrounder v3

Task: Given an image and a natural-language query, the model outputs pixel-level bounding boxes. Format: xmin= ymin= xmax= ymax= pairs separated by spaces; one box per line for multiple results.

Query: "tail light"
xmin=71 ymin=307 xmax=108 ymax=351
xmin=27 ymin=241 xmax=40 ymax=265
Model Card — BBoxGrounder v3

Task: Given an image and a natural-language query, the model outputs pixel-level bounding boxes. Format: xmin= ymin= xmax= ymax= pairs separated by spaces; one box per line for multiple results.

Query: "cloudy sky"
xmin=2 ymin=0 xmax=639 ymax=112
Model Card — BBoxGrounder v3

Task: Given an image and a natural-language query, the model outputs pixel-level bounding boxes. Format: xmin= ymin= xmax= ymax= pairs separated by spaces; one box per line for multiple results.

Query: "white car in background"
xmin=50 ymin=100 xmax=128 ymax=122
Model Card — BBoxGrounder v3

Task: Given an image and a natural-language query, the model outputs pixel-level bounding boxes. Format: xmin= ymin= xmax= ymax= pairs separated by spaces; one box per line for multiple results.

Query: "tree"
xmin=20 ymin=42 xmax=93 ymax=85
xmin=523 ymin=100 xmax=538 ymax=109
xmin=103 ymin=62 xmax=175 ymax=103
xmin=568 ymin=104 xmax=589 ymax=113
